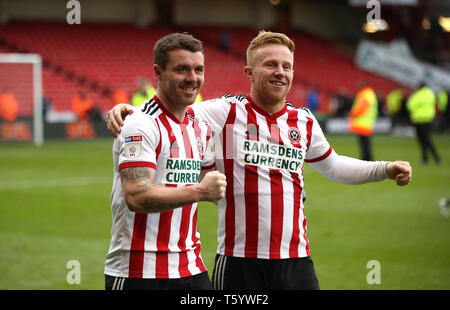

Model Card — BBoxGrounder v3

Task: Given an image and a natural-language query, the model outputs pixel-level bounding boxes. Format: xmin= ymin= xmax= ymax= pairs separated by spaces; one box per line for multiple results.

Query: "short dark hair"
xmin=153 ymin=33 xmax=204 ymax=69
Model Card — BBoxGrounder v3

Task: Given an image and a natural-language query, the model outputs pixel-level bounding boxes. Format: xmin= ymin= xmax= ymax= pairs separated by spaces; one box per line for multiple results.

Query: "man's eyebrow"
xmin=174 ymin=64 xmax=189 ymax=68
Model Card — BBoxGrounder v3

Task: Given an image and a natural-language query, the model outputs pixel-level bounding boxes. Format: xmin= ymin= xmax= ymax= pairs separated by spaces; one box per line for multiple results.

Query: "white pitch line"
xmin=0 ymin=176 xmax=111 ymax=190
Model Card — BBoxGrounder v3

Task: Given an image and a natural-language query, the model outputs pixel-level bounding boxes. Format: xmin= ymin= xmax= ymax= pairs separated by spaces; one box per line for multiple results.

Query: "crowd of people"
xmin=306 ymin=82 xmax=448 ymax=164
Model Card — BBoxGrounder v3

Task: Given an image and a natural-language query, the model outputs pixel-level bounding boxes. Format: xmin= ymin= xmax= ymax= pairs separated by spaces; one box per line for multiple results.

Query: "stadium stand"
xmin=0 ymin=52 xmax=33 ymax=116
xmin=186 ymin=26 xmax=402 ymax=109
xmin=0 ymin=21 xmax=402 ymax=116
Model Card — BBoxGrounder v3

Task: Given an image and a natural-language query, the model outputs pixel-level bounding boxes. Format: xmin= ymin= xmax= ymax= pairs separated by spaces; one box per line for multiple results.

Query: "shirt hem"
xmin=104 ymin=268 xmax=205 ymax=279
xmin=217 ymin=250 xmax=310 ymax=260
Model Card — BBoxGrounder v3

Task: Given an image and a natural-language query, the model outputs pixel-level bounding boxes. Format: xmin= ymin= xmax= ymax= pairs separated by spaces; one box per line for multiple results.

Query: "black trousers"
xmin=415 ymin=123 xmax=440 ymax=163
xmin=211 ymin=254 xmax=320 ymax=290
xmin=105 ymin=271 xmax=212 ymax=290
xmin=357 ymin=135 xmax=372 ymax=161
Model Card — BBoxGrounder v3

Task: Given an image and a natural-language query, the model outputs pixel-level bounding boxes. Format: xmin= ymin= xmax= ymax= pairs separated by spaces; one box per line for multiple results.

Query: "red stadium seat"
xmin=0 ymin=22 xmax=401 ymax=114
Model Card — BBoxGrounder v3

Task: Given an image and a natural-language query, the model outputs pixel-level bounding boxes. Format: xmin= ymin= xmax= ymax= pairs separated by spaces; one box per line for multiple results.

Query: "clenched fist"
xmin=386 ymin=161 xmax=412 ymax=186
xmin=197 ymin=171 xmax=227 ymax=202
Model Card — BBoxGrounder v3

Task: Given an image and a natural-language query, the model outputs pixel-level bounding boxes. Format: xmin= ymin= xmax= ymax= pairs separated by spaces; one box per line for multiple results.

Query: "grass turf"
xmin=0 ymin=134 xmax=449 ymax=290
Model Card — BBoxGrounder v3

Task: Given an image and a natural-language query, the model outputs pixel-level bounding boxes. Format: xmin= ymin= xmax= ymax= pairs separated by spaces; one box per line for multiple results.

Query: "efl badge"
xmin=124 ymin=135 xmax=142 ymax=158
xmin=288 ymin=127 xmax=301 ymax=145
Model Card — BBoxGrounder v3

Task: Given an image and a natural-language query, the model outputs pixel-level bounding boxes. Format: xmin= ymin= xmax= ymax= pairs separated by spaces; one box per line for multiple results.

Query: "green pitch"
xmin=0 ymin=134 xmax=449 ymax=290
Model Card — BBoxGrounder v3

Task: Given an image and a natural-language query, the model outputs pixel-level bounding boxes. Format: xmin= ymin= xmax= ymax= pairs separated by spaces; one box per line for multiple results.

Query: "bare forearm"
xmin=120 ymin=166 xmax=226 ymax=213
xmin=120 ymin=167 xmax=203 ymax=213
xmin=127 ymin=183 xmax=202 ymax=213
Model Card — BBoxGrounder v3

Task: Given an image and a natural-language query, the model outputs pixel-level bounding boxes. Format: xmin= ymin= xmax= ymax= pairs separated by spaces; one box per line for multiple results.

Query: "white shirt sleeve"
xmin=308 ymin=149 xmax=389 ymax=185
xmin=304 ymin=110 xmax=332 ymax=162
xmin=117 ymin=110 xmax=160 ymax=171
xmin=201 ymin=134 xmax=215 ymax=169
xmin=191 ymin=97 xmax=231 ymax=134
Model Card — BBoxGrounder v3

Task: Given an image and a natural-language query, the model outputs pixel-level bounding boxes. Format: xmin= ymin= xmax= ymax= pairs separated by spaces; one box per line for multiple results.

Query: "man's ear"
xmin=243 ymin=66 xmax=253 ymax=81
xmin=154 ymin=64 xmax=162 ymax=82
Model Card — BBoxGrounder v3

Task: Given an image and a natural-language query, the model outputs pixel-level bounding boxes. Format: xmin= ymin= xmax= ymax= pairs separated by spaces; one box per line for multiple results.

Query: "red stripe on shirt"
xmin=244 ymin=103 xmax=259 ymax=257
xmin=266 ymin=117 xmax=284 ymax=259
xmin=128 ymin=213 xmax=148 ymax=278
xmin=155 ymin=209 xmax=173 ymax=278
xmin=302 ymin=203 xmax=310 ymax=256
xmin=286 ymin=109 xmax=303 ymax=257
xmin=154 ymin=120 xmax=162 ymax=161
xmin=192 ymin=208 xmax=206 ymax=272
xmin=192 ymin=118 xmax=203 ymax=151
xmin=181 ymin=123 xmax=193 ymax=159
xmin=155 ymin=114 xmax=178 ymax=277
xmin=178 ymin=205 xmax=192 ymax=277
xmin=205 ymin=122 xmax=212 ymax=147
xmin=185 ymin=115 xmax=206 ymax=272
xmin=223 ymin=103 xmax=236 ymax=256
xmin=119 ymin=161 xmax=156 ymax=171
xmin=178 ymin=122 xmax=196 ymax=277
xmin=289 ymin=173 xmax=302 ymax=257
xmin=305 ymin=116 xmax=313 ymax=151
xmin=305 ymin=146 xmax=333 ymax=163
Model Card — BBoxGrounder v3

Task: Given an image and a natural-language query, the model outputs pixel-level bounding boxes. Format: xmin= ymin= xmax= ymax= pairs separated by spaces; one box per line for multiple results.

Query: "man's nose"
xmin=274 ymin=64 xmax=285 ymax=75
xmin=186 ymin=69 xmax=197 ymax=82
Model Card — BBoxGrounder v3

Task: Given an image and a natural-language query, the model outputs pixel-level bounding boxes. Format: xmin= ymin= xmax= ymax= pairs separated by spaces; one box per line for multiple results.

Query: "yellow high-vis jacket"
xmin=406 ymin=86 xmax=436 ymax=124
xmin=349 ymin=86 xmax=378 ymax=136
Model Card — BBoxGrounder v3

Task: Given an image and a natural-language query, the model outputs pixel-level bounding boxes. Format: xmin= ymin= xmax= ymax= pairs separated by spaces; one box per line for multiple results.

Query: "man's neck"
xmin=250 ymin=90 xmax=285 ymax=115
xmin=156 ymin=93 xmax=187 ymax=123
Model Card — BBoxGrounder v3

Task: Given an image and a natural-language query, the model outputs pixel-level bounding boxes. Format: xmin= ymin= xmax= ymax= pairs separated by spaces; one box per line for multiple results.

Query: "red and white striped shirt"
xmin=105 ymin=96 xmax=214 ymax=279
xmin=192 ymin=94 xmax=331 ymax=259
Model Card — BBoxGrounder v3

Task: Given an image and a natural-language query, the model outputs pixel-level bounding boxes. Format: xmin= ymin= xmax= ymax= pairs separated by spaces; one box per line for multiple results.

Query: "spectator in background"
xmin=334 ymin=88 xmax=352 ymax=117
xmin=72 ymin=91 xmax=102 ymax=121
xmin=376 ymin=90 xmax=386 ymax=117
xmin=349 ymin=82 xmax=378 ymax=161
xmin=113 ymin=86 xmax=130 ymax=107
xmin=0 ymin=87 xmax=19 ymax=122
xmin=131 ymin=78 xmax=156 ymax=107
xmin=220 ymin=28 xmax=230 ymax=52
xmin=42 ymin=96 xmax=53 ymax=121
xmin=307 ymin=87 xmax=319 ymax=113
xmin=437 ymin=88 xmax=449 ymax=132
xmin=386 ymin=88 xmax=404 ymax=128
xmin=406 ymin=83 xmax=441 ymax=164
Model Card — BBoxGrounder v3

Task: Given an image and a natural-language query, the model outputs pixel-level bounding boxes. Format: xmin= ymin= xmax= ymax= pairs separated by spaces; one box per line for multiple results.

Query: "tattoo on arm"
xmin=120 ymin=167 xmax=152 ymax=192
xmin=120 ymin=167 xmax=194 ymax=212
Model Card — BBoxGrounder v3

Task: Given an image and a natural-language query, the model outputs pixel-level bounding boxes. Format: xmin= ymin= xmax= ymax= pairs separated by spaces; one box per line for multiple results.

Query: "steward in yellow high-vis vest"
xmin=386 ymin=88 xmax=403 ymax=116
xmin=349 ymin=86 xmax=378 ymax=136
xmin=132 ymin=86 xmax=156 ymax=107
xmin=406 ymin=84 xmax=441 ymax=164
xmin=406 ymin=85 xmax=436 ymax=124
xmin=349 ymin=85 xmax=378 ymax=161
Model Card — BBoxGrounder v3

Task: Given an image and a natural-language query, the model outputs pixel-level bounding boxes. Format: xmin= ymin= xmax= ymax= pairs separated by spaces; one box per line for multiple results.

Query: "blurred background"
xmin=0 ymin=0 xmax=449 ymax=290
xmin=0 ymin=0 xmax=449 ymax=140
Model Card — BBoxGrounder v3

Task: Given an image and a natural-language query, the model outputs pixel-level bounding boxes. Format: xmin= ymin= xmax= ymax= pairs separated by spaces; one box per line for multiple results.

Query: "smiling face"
xmin=155 ymin=49 xmax=205 ymax=110
xmin=245 ymin=43 xmax=294 ymax=111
